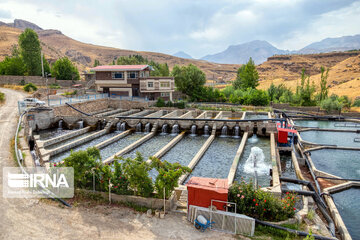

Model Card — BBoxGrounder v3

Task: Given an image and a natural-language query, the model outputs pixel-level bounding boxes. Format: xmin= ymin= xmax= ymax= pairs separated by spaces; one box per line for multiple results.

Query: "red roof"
xmin=186 ymin=177 xmax=228 ymax=194
xmin=91 ymin=65 xmax=150 ymax=71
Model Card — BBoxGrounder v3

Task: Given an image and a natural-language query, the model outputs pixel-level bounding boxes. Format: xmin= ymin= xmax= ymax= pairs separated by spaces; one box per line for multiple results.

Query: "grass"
xmin=0 ymin=91 xmax=5 ymax=103
xmin=307 ymin=208 xmax=315 ymax=221
xmin=251 ymin=223 xmax=303 ymax=240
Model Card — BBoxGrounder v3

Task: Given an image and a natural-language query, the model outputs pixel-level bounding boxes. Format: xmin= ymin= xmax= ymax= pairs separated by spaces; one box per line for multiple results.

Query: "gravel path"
xmin=0 ymin=88 xmax=237 ymax=240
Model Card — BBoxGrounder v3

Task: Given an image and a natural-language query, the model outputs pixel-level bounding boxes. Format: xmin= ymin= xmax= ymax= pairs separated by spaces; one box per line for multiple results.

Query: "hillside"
xmin=0 ymin=25 xmax=239 ymax=82
xmin=257 ymin=52 xmax=360 ymax=99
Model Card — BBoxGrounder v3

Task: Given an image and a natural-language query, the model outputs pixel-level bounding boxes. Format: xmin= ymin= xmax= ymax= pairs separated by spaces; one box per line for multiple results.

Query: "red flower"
xmin=264 ymin=200 xmax=266 ymax=203
xmin=114 ymin=186 xmax=118 ymax=189
xmin=54 ymin=163 xmax=57 ymax=167
xmin=255 ymin=203 xmax=258 ymax=206
xmin=264 ymin=209 xmax=266 ymax=211
xmin=253 ymin=199 xmax=256 ymax=202
xmin=286 ymin=192 xmax=289 ymax=195
xmin=293 ymin=207 xmax=296 ymax=210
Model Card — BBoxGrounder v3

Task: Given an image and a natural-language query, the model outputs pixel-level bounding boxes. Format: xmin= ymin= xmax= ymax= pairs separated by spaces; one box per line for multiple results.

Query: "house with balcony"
xmin=91 ymin=65 xmax=175 ymax=100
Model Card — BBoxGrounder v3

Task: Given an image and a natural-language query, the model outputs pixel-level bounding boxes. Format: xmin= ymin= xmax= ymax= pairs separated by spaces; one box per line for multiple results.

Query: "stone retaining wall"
xmin=0 ymin=75 xmax=56 ymax=86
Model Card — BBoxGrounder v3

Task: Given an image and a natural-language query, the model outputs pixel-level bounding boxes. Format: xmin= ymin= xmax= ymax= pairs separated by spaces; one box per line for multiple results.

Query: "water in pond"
xmin=295 ymin=120 xmax=360 ymax=130
xmin=185 ymin=137 xmax=241 ymax=182
xmin=100 ymin=133 xmax=145 ymax=160
xmin=332 ymin=188 xmax=360 ymax=239
xmin=50 ymin=131 xmax=120 ymax=162
xmin=45 ymin=131 xmax=95 ymax=150
xmin=234 ymin=136 xmax=271 ymax=187
xmin=300 ymin=131 xmax=360 ymax=148
xmin=309 ymin=149 xmax=360 ymax=179
xmin=245 ymin=114 xmax=268 ymax=120
xmin=280 ymin=154 xmax=302 ymax=190
xmin=162 ymin=135 xmax=208 ymax=166
xmin=122 ymin=134 xmax=174 ymax=160
xmin=38 ymin=128 xmax=73 ymax=140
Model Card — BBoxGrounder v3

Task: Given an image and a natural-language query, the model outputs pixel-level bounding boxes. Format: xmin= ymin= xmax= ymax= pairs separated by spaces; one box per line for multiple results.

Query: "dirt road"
xmin=0 ymin=88 xmax=236 ymax=240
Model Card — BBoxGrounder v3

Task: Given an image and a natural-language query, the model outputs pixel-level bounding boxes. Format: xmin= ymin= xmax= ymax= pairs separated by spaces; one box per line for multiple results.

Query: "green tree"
xmin=319 ymin=66 xmax=329 ymax=101
xmin=18 ymin=28 xmax=42 ymax=76
xmin=171 ymin=64 xmax=206 ymax=98
xmin=233 ymin=58 xmax=259 ymax=90
xmin=0 ymin=56 xmax=26 ymax=75
xmin=51 ymin=57 xmax=80 ymax=80
xmin=93 ymin=59 xmax=100 ymax=67
xmin=296 ymin=69 xmax=315 ymax=106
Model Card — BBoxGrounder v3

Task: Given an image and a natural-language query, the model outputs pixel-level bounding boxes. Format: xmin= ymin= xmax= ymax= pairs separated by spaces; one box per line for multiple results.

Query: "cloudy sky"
xmin=0 ymin=0 xmax=360 ymax=58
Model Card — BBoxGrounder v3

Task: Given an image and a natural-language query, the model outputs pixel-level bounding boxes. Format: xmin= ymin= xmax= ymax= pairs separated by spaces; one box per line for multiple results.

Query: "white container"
xmin=197 ymin=215 xmax=207 ymax=225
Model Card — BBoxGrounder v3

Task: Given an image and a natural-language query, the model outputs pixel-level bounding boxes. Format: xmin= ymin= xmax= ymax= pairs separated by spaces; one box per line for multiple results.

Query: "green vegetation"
xmin=318 ymin=66 xmax=329 ymax=102
xmin=254 ymin=223 xmax=302 ymax=240
xmin=228 ymin=180 xmax=297 ymax=221
xmin=93 ymin=59 xmax=100 ymax=67
xmin=57 ymin=148 xmax=190 ymax=199
xmin=19 ymin=28 xmax=42 ymax=75
xmin=353 ymin=99 xmax=360 ymax=107
xmin=49 ymin=83 xmax=61 ymax=89
xmin=61 ymin=90 xmax=77 ymax=96
xmin=23 ymin=83 xmax=38 ymax=92
xmin=0 ymin=91 xmax=5 ymax=102
xmin=233 ymin=57 xmax=259 ymax=90
xmin=116 ymin=55 xmax=170 ymax=77
xmin=172 ymin=63 xmax=206 ymax=98
xmin=51 ymin=57 xmax=80 ymax=80
xmin=155 ymin=97 xmax=166 ymax=107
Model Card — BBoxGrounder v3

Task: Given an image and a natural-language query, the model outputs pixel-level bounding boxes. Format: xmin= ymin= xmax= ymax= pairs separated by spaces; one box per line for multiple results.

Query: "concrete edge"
xmin=227 ymin=132 xmax=248 ymax=185
xmin=41 ymin=126 xmax=91 ymax=147
xmin=152 ymin=131 xmax=186 ymax=160
xmin=95 ymin=129 xmax=132 ymax=149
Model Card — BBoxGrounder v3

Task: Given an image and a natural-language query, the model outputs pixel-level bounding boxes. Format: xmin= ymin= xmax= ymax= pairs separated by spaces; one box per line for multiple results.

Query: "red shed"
xmin=186 ymin=177 xmax=228 ymax=212
xmin=276 ymin=123 xmax=297 ymax=144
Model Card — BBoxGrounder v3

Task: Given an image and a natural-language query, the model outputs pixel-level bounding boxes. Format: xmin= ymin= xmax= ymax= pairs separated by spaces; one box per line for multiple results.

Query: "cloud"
xmin=0 ymin=0 xmax=359 ymax=58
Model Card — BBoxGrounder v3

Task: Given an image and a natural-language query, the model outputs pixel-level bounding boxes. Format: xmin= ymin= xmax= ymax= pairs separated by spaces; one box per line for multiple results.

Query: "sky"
xmin=0 ymin=0 xmax=360 ymax=58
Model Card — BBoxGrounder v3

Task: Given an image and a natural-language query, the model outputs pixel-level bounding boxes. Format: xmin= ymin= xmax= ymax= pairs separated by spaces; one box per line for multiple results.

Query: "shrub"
xmin=174 ymin=100 xmax=186 ymax=109
xmin=49 ymin=83 xmax=61 ymax=89
xmin=0 ymin=92 xmax=4 ymax=102
xmin=150 ymin=157 xmax=191 ymax=198
xmin=23 ymin=83 xmax=38 ymax=92
xmin=228 ymin=180 xmax=297 ymax=221
xmin=320 ymin=97 xmax=342 ymax=113
xmin=353 ymin=99 xmax=360 ymax=107
xmin=118 ymin=153 xmax=154 ymax=197
xmin=165 ymin=100 xmax=173 ymax=107
xmin=61 ymin=90 xmax=77 ymax=96
xmin=155 ymin=97 xmax=166 ymax=107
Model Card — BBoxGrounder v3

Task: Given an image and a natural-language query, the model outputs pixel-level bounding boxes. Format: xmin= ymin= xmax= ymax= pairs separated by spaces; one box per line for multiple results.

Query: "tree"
xmin=0 ymin=56 xmax=26 ymax=75
xmin=93 ymin=59 xmax=100 ymax=67
xmin=296 ymin=69 xmax=315 ymax=106
xmin=319 ymin=66 xmax=329 ymax=101
xmin=18 ymin=28 xmax=42 ymax=76
xmin=171 ymin=64 xmax=206 ymax=98
xmin=233 ymin=58 xmax=259 ymax=90
xmin=51 ymin=57 xmax=80 ymax=80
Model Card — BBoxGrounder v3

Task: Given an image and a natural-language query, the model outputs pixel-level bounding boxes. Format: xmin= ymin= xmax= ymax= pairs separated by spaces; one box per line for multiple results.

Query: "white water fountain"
xmin=233 ymin=125 xmax=240 ymax=138
xmin=220 ymin=125 xmax=228 ymax=137
xmin=243 ymin=147 xmax=270 ymax=179
xmin=161 ymin=124 xmax=168 ymax=135
xmin=77 ymin=120 xmax=84 ymax=129
xmin=171 ymin=124 xmax=180 ymax=135
xmin=58 ymin=119 xmax=63 ymax=130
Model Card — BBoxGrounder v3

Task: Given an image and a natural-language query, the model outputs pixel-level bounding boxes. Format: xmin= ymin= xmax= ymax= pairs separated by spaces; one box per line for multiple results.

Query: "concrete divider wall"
xmin=227 ymin=132 xmax=249 ymax=185
xmin=152 ymin=131 xmax=186 ymax=160
xmin=103 ymin=124 xmax=158 ymax=164
xmin=40 ymin=126 xmax=91 ymax=147
xmin=95 ymin=130 xmax=132 ymax=149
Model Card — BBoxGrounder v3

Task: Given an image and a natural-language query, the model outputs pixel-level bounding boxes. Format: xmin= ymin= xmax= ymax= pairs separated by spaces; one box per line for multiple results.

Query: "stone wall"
xmin=53 ymin=99 xmax=110 ymax=116
xmin=108 ymin=99 xmax=149 ymax=109
xmin=272 ymin=103 xmax=321 ymax=112
xmin=0 ymin=75 xmax=56 ymax=86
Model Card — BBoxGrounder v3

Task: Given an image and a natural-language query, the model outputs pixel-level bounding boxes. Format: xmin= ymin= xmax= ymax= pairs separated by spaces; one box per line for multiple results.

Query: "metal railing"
xmin=48 ymin=93 xmax=107 ymax=106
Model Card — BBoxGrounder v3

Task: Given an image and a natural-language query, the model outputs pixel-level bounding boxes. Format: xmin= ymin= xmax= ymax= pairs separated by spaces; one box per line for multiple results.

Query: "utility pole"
xmin=41 ymin=52 xmax=44 ymax=78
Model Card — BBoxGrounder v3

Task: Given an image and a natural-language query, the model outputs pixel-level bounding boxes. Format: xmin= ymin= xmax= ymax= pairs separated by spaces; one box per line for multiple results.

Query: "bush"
xmin=61 ymin=90 xmax=77 ymax=96
xmin=228 ymin=180 xmax=297 ymax=221
xmin=150 ymin=157 xmax=191 ymax=198
xmin=165 ymin=100 xmax=173 ymax=107
xmin=155 ymin=97 xmax=166 ymax=107
xmin=174 ymin=100 xmax=186 ymax=109
xmin=353 ymin=99 xmax=360 ymax=107
xmin=49 ymin=83 xmax=61 ymax=89
xmin=320 ymin=97 xmax=342 ymax=113
xmin=118 ymin=153 xmax=154 ymax=197
xmin=23 ymin=83 xmax=38 ymax=92
xmin=0 ymin=91 xmax=5 ymax=102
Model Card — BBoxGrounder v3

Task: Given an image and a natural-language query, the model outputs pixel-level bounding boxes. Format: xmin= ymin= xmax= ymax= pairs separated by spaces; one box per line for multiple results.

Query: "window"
xmin=112 ymin=72 xmax=124 ymax=79
xmin=160 ymin=82 xmax=170 ymax=88
xmin=140 ymin=72 xmax=144 ymax=78
xmin=147 ymin=82 xmax=154 ymax=88
xmin=127 ymin=71 xmax=138 ymax=79
xmin=161 ymin=92 xmax=170 ymax=97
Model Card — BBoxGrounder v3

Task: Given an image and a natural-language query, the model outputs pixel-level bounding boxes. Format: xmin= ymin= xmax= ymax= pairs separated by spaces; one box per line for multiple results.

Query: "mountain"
xmin=201 ymin=40 xmax=288 ymax=65
xmin=298 ymin=34 xmax=360 ymax=54
xmin=0 ymin=19 xmax=42 ymax=31
xmin=172 ymin=51 xmax=193 ymax=59
xmin=0 ymin=22 xmax=240 ymax=82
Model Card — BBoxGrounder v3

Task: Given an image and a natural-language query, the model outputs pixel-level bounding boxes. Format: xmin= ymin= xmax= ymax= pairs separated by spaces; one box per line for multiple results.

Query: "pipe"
xmin=65 ymin=102 xmax=92 ymax=116
xmin=255 ymin=219 xmax=337 ymax=240
xmin=282 ymin=187 xmax=335 ymax=236
xmin=116 ymin=115 xmax=285 ymax=123
xmin=316 ymin=176 xmax=360 ymax=182
xmin=15 ymin=111 xmax=71 ymax=207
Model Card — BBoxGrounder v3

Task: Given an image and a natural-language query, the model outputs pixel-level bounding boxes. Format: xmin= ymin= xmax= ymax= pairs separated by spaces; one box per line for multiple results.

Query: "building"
xmin=91 ymin=65 xmax=175 ymax=101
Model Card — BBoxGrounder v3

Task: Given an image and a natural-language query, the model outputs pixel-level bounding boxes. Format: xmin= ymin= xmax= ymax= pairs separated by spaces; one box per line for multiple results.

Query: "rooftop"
xmin=91 ymin=65 xmax=151 ymax=71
